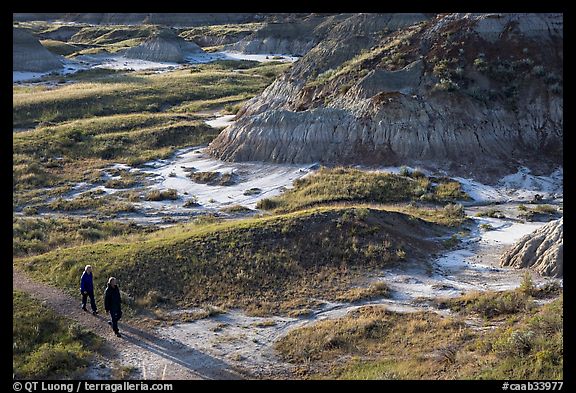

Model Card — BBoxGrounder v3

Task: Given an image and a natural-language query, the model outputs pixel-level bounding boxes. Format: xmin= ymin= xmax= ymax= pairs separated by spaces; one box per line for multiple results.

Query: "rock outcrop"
xmin=225 ymin=14 xmax=350 ymax=56
xmin=500 ymin=217 xmax=563 ymax=277
xmin=124 ymin=29 xmax=204 ymax=62
xmin=208 ymin=13 xmax=563 ymax=179
xmin=13 ymin=27 xmax=63 ymax=72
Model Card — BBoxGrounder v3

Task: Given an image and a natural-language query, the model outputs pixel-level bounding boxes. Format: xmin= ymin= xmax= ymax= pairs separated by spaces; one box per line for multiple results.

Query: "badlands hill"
xmin=13 ymin=27 xmax=63 ymax=72
xmin=208 ymin=13 xmax=563 ymax=180
xmin=12 ymin=13 xmax=307 ymax=27
xmin=501 ymin=217 xmax=563 ymax=278
xmin=124 ymin=29 xmax=204 ymax=63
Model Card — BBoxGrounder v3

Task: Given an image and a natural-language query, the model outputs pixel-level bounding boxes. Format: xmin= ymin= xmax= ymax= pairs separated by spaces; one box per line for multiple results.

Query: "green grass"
xmin=13 ymin=216 xmax=151 ymax=258
xmin=256 ymin=167 xmax=469 ymax=213
xmin=189 ymin=171 xmax=221 ymax=184
xmin=14 ymin=207 xmax=444 ymax=317
xmin=335 ymin=281 xmax=390 ymax=303
xmin=13 ymin=63 xmax=288 ymax=129
xmin=13 ymin=290 xmax=104 ymax=379
xmin=275 ymin=290 xmax=563 ymax=380
xmin=518 ymin=204 xmax=559 ymax=220
xmin=220 ymin=205 xmax=253 ymax=214
xmin=68 ymin=24 xmax=159 ymax=47
xmin=475 ymin=208 xmax=505 ymax=218
xmin=39 ymin=39 xmax=82 ymax=56
xmin=47 ymin=193 xmax=137 ymax=215
xmin=179 ymin=23 xmax=263 ymax=40
xmin=437 ymin=290 xmax=534 ymax=319
xmin=473 ymin=297 xmax=563 ymax=379
xmin=13 ymin=56 xmax=290 ymax=213
xmin=145 ymin=189 xmax=179 ymax=201
xmin=436 ymin=274 xmax=561 ymax=319
xmin=13 ymin=113 xmax=218 ymax=191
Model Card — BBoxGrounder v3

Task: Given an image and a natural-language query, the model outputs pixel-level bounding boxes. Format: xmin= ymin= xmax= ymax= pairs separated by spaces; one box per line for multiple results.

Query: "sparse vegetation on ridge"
xmin=256 ymin=167 xmax=469 ymax=213
xmin=13 ymin=216 xmax=151 ymax=258
xmin=275 ymin=286 xmax=563 ymax=380
xmin=13 ymin=60 xmax=289 ymax=213
xmin=15 ymin=207 xmax=445 ymax=317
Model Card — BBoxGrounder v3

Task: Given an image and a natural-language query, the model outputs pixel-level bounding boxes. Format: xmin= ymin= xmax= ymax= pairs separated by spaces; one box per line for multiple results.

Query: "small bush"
xmin=518 ymin=272 xmax=535 ymax=297
xmin=256 ymin=198 xmax=280 ymax=210
xmin=434 ymin=182 xmax=468 ymax=201
xmin=411 ymin=169 xmax=426 ymax=179
xmin=475 ymin=208 xmax=505 ymax=218
xmin=183 ymin=196 xmax=200 ymax=208
xmin=218 ymin=172 xmax=237 ymax=186
xmin=105 ymin=178 xmax=136 ymax=189
xmin=533 ymin=205 xmax=557 ymax=214
xmin=442 ymin=234 xmax=460 ymax=249
xmin=243 ymin=188 xmax=262 ymax=196
xmin=189 ymin=171 xmax=220 ymax=184
xmin=145 ymin=189 xmax=178 ymax=201
xmin=221 ymin=205 xmax=252 ymax=214
xmin=443 ymin=203 xmax=465 ymax=219
xmin=433 ymin=78 xmax=459 ymax=92
xmin=23 ymin=206 xmax=39 ymax=216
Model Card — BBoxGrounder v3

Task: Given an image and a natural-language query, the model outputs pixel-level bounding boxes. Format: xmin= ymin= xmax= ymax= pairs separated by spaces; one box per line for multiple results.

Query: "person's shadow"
xmin=98 ymin=317 xmax=248 ymax=380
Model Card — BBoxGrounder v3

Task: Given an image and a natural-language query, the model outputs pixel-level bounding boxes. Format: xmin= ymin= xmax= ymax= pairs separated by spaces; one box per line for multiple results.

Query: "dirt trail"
xmin=13 ymin=269 xmax=247 ymax=380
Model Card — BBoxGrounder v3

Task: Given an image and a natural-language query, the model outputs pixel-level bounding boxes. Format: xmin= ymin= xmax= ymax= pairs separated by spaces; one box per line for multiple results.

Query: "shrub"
xmin=189 ymin=171 xmax=220 ymax=184
xmin=434 ymin=182 xmax=468 ymax=201
xmin=518 ymin=272 xmax=535 ymax=297
xmin=20 ymin=342 xmax=88 ymax=379
xmin=411 ymin=169 xmax=426 ymax=179
xmin=183 ymin=196 xmax=200 ymax=208
xmin=433 ymin=78 xmax=458 ymax=92
xmin=399 ymin=166 xmax=411 ymax=177
xmin=105 ymin=178 xmax=136 ymax=189
xmin=492 ymin=329 xmax=535 ymax=357
xmin=243 ymin=188 xmax=262 ymax=196
xmin=475 ymin=208 xmax=505 ymax=218
xmin=23 ymin=206 xmax=39 ymax=216
xmin=533 ymin=205 xmax=557 ymax=214
xmin=443 ymin=203 xmax=465 ymax=219
xmin=256 ymin=198 xmax=280 ymax=210
xmin=145 ymin=189 xmax=178 ymax=201
xmin=221 ymin=205 xmax=252 ymax=214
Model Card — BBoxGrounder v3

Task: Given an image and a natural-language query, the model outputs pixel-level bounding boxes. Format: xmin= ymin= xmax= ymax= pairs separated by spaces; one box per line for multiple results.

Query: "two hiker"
xmin=104 ymin=277 xmax=123 ymax=338
xmin=80 ymin=265 xmax=98 ymax=315
xmin=80 ymin=265 xmax=122 ymax=337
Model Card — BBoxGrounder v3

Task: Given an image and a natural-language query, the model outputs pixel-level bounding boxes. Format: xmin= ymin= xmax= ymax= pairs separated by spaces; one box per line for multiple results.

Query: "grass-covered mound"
xmin=256 ymin=167 xmax=469 ymax=213
xmin=15 ymin=207 xmax=447 ymax=316
xmin=13 ymin=290 xmax=104 ymax=379
xmin=276 ymin=287 xmax=563 ymax=380
xmin=13 ymin=216 xmax=152 ymax=258
xmin=13 ymin=61 xmax=290 ymax=211
xmin=13 ymin=63 xmax=290 ymax=129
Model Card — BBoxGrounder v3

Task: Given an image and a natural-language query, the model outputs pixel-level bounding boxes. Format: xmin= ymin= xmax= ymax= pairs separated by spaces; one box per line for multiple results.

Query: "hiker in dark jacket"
xmin=80 ymin=265 xmax=98 ymax=315
xmin=104 ymin=277 xmax=122 ymax=337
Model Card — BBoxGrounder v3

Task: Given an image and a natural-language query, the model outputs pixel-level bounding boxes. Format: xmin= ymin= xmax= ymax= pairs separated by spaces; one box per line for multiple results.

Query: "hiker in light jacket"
xmin=104 ymin=277 xmax=122 ymax=337
xmin=80 ymin=265 xmax=98 ymax=315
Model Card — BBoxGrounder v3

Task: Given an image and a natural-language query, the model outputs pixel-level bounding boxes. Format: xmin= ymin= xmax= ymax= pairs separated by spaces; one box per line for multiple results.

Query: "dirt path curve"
xmin=13 ymin=269 xmax=247 ymax=380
